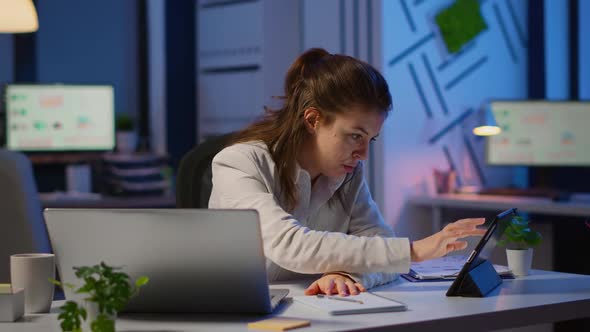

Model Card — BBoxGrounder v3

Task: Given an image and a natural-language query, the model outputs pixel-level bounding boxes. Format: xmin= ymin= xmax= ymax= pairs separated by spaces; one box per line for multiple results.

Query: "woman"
xmin=209 ymin=48 xmax=485 ymax=296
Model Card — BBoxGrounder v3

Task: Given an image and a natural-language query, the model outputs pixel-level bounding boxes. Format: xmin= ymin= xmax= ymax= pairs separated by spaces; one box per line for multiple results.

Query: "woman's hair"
xmin=230 ymin=48 xmax=392 ymax=211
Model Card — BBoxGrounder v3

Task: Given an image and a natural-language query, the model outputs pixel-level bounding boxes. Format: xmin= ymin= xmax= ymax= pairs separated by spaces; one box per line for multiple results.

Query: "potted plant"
xmin=115 ymin=114 xmax=137 ymax=154
xmin=498 ymin=215 xmax=542 ymax=277
xmin=50 ymin=262 xmax=148 ymax=332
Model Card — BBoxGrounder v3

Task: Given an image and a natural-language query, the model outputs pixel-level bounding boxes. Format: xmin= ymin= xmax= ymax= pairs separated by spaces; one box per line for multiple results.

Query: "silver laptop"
xmin=43 ymin=208 xmax=288 ymax=314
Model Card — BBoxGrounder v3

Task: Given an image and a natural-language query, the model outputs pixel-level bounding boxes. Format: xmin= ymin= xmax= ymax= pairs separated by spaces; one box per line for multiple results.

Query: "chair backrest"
xmin=0 ymin=150 xmax=51 ymax=282
xmin=176 ymin=133 xmax=233 ymax=208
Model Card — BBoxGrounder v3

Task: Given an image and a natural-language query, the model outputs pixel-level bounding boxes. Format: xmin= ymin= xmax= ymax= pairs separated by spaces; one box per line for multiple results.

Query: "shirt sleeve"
xmin=209 ymin=146 xmax=410 ymax=276
xmin=340 ymin=173 xmax=411 ymax=289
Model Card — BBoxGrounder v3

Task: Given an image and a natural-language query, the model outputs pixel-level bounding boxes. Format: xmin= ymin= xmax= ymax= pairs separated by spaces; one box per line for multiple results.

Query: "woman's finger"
xmin=446 ymin=218 xmax=485 ymax=230
xmin=322 ymin=278 xmax=335 ymax=295
xmin=345 ymin=280 xmax=359 ymax=295
xmin=355 ymin=283 xmax=367 ymax=292
xmin=470 ymin=229 xmax=487 ymax=236
xmin=446 ymin=228 xmax=483 ymax=237
xmin=445 ymin=228 xmax=486 ymax=241
xmin=447 ymin=218 xmax=486 ymax=229
xmin=451 ymin=218 xmax=485 ymax=227
xmin=446 ymin=240 xmax=468 ymax=252
xmin=442 ymin=230 xmax=464 ymax=243
xmin=335 ymin=278 xmax=349 ymax=296
xmin=304 ymin=281 xmax=320 ymax=295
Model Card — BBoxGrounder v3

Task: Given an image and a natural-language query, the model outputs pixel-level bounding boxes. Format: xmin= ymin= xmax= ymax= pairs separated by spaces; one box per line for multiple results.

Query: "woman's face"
xmin=303 ymin=106 xmax=385 ymax=180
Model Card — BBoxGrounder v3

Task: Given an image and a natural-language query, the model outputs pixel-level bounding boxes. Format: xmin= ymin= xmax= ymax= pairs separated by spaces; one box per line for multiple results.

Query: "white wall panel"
xmin=197 ymin=0 xmax=300 ymax=142
xmin=198 ymin=1 xmax=263 ymax=69
xmin=198 ymin=70 xmax=263 ymax=137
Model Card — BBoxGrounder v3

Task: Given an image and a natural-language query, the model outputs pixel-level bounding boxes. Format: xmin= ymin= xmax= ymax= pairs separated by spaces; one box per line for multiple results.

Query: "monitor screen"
xmin=487 ymin=101 xmax=590 ymax=166
xmin=4 ymin=84 xmax=115 ymax=152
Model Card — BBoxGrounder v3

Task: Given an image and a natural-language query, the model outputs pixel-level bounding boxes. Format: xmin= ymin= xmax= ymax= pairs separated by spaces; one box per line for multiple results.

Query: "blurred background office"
xmin=1 ymin=0 xmax=589 ymax=330
xmin=1 ymin=0 xmax=589 ymax=305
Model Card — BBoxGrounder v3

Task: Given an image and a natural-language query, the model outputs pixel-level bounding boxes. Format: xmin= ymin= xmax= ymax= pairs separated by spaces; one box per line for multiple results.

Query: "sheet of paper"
xmin=410 ymin=255 xmax=512 ymax=279
xmin=293 ymin=292 xmax=406 ymax=315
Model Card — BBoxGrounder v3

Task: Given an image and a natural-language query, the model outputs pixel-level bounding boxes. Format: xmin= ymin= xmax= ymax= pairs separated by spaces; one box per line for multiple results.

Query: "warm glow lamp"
xmin=472 ymin=105 xmax=501 ymax=136
xmin=0 ymin=0 xmax=39 ymax=33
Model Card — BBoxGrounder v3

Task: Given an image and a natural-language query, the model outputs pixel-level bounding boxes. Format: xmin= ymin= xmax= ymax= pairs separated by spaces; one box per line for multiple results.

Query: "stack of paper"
xmin=407 ymin=255 xmax=513 ymax=280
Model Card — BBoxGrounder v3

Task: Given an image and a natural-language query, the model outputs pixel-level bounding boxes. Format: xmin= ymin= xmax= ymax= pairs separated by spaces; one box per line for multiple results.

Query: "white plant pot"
xmin=116 ymin=131 xmax=137 ymax=153
xmin=84 ymin=301 xmax=116 ymax=331
xmin=506 ymin=248 xmax=533 ymax=277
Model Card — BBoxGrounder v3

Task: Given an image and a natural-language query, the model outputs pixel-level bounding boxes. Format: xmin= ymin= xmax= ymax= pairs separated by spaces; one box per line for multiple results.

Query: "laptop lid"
xmin=44 ymin=208 xmax=273 ymax=313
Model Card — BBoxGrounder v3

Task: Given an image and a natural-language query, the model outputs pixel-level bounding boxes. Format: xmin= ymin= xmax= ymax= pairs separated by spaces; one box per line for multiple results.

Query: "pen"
xmin=316 ymin=294 xmax=364 ymax=304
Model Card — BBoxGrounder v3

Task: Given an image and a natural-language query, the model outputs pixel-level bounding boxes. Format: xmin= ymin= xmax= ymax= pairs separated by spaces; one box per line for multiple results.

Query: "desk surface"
xmin=6 ymin=270 xmax=590 ymax=332
xmin=410 ymin=193 xmax=590 ymax=217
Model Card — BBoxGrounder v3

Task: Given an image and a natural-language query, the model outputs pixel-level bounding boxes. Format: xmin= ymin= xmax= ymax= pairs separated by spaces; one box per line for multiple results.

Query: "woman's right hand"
xmin=304 ymin=273 xmax=366 ymax=296
xmin=410 ymin=218 xmax=486 ymax=262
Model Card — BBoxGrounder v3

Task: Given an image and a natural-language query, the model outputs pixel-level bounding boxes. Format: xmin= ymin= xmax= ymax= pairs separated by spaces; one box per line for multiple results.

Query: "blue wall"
xmin=580 ymin=0 xmax=590 ymax=99
xmin=0 ymin=35 xmax=13 ymax=83
xmin=381 ymin=0 xmax=528 ymax=227
xmin=34 ymin=0 xmax=138 ymax=117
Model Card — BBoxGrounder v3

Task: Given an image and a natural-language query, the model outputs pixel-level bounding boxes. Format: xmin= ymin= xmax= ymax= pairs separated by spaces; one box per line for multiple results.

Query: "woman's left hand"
xmin=304 ymin=273 xmax=366 ymax=296
xmin=411 ymin=217 xmax=487 ymax=262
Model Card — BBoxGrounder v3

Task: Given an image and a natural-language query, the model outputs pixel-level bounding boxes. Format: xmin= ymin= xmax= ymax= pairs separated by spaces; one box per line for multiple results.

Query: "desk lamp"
xmin=456 ymin=104 xmax=502 ymax=194
xmin=472 ymin=104 xmax=501 ymax=136
xmin=0 ymin=0 xmax=38 ymax=33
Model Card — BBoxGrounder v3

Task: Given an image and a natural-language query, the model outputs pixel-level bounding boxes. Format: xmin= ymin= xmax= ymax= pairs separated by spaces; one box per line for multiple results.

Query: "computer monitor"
xmin=487 ymin=100 xmax=590 ymax=166
xmin=3 ymin=84 xmax=115 ymax=152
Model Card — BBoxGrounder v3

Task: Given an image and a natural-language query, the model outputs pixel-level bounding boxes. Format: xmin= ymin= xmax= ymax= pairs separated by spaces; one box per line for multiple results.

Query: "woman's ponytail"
xmin=284 ymin=48 xmax=331 ymax=97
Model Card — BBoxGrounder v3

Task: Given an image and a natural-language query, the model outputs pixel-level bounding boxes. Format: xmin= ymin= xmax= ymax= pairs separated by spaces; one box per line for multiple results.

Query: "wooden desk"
xmin=5 ymin=270 xmax=590 ymax=332
xmin=409 ymin=193 xmax=590 ymax=232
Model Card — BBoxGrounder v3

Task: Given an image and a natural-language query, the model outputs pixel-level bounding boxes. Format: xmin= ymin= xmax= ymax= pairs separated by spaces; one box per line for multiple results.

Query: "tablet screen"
xmin=447 ymin=208 xmax=518 ymax=297
xmin=467 ymin=208 xmax=517 ymax=264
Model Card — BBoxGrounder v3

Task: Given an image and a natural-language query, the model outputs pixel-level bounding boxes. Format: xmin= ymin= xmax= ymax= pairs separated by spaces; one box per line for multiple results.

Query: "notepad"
xmin=247 ymin=318 xmax=311 ymax=331
xmin=293 ymin=292 xmax=407 ymax=315
xmin=0 ymin=284 xmax=12 ymax=294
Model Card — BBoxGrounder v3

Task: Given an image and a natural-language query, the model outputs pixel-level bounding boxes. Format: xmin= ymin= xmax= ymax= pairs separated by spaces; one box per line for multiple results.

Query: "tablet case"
xmin=446 ymin=208 xmax=517 ymax=297
xmin=446 ymin=258 xmax=502 ymax=297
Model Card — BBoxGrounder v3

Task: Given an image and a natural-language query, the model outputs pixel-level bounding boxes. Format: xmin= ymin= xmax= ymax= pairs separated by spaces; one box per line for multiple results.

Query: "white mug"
xmin=10 ymin=253 xmax=55 ymax=313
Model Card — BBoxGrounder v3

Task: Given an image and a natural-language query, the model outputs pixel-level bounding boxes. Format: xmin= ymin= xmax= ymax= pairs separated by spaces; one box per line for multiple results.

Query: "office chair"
xmin=176 ymin=133 xmax=234 ymax=208
xmin=0 ymin=150 xmax=51 ymax=282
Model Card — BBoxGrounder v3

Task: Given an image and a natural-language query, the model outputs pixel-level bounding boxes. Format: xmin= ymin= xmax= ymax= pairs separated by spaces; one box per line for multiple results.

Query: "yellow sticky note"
xmin=0 ymin=284 xmax=12 ymax=294
xmin=247 ymin=318 xmax=311 ymax=331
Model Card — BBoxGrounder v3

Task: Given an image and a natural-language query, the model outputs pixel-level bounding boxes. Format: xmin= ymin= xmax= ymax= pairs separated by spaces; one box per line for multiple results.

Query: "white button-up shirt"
xmin=209 ymin=141 xmax=411 ymax=289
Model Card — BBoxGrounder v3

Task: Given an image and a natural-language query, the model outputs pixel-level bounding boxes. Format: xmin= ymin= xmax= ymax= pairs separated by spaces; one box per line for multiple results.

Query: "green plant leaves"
xmin=498 ymin=216 xmax=542 ymax=250
xmin=524 ymin=229 xmax=542 ymax=247
xmin=135 ymin=276 xmax=149 ymax=288
xmin=48 ymin=277 xmax=62 ymax=287
xmin=58 ymin=301 xmax=86 ymax=332
xmin=115 ymin=114 xmax=135 ymax=131
xmin=90 ymin=314 xmax=115 ymax=332
xmin=55 ymin=262 xmax=149 ymax=332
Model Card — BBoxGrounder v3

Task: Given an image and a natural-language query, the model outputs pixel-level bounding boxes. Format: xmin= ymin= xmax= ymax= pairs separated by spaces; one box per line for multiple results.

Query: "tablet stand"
xmin=446 ymin=259 xmax=502 ymax=297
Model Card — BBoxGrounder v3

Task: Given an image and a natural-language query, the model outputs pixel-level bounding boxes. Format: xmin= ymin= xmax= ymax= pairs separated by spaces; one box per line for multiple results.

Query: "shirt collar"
xmin=295 ymin=162 xmax=346 ymax=195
